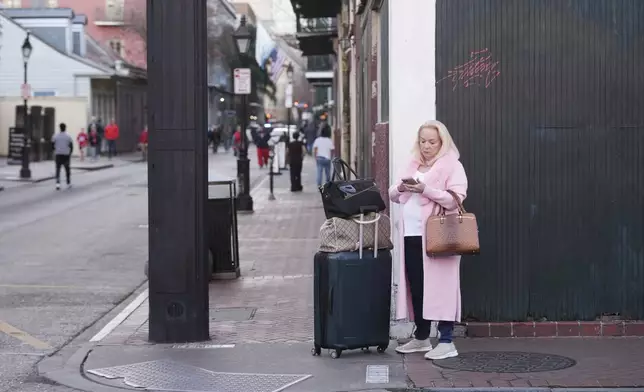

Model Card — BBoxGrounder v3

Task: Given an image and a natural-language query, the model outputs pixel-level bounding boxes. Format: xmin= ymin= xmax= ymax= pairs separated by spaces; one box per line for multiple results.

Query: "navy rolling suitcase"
xmin=312 ymin=213 xmax=392 ymax=359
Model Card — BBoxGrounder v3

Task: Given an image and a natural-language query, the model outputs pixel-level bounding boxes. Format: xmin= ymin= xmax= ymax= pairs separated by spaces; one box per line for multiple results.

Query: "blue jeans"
xmin=404 ymin=236 xmax=455 ymax=343
xmin=316 ymin=157 xmax=331 ymax=186
xmin=107 ymin=140 xmax=117 ymax=159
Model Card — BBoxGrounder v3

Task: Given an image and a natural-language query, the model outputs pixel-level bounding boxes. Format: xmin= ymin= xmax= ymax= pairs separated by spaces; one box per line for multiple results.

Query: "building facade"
xmin=2 ymin=0 xmax=147 ymax=68
xmin=291 ymin=0 xmax=644 ymax=334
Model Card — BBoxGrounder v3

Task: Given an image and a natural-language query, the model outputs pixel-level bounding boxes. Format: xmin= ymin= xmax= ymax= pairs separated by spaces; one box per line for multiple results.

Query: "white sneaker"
xmin=56 ymin=183 xmax=60 ymax=190
xmin=424 ymin=342 xmax=458 ymax=360
xmin=395 ymin=339 xmax=433 ymax=354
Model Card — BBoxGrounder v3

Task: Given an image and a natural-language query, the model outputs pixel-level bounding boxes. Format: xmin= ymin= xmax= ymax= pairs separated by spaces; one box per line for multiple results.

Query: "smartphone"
xmin=402 ymin=178 xmax=418 ymax=185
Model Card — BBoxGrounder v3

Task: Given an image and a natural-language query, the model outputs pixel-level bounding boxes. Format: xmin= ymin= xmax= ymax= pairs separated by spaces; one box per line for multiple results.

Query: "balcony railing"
xmin=307 ymin=55 xmax=333 ymax=72
xmin=94 ymin=6 xmax=125 ymax=25
xmin=296 ymin=17 xmax=337 ymax=35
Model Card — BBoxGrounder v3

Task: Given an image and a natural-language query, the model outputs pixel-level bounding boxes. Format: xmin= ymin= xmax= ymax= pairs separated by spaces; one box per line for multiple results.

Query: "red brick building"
xmin=2 ymin=0 xmax=146 ymax=68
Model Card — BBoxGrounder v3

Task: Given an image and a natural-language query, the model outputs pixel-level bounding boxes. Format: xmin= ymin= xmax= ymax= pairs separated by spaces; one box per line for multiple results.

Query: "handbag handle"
xmin=331 ymin=157 xmax=358 ymax=181
xmin=437 ymin=190 xmax=467 ymax=216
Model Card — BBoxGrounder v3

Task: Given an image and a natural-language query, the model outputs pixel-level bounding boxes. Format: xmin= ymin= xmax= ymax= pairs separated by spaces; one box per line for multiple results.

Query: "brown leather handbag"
xmin=425 ymin=190 xmax=480 ymax=257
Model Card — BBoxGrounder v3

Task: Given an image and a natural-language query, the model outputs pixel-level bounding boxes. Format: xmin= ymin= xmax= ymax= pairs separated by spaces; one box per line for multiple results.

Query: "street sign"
xmin=233 ymin=68 xmax=251 ymax=95
xmin=21 ymin=84 xmax=31 ymax=100
xmin=285 ymin=84 xmax=293 ymax=108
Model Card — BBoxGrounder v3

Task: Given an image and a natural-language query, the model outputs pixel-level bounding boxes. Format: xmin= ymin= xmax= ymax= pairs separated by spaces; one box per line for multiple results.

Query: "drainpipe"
xmin=340 ymin=0 xmax=351 ymax=165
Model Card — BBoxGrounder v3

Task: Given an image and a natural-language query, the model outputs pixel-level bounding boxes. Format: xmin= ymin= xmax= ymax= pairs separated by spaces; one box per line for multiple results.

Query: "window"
xmin=3 ymin=0 xmax=23 ymax=8
xmin=31 ymin=0 xmax=56 ymax=7
xmin=105 ymin=0 xmax=125 ymax=21
xmin=109 ymin=39 xmax=124 ymax=56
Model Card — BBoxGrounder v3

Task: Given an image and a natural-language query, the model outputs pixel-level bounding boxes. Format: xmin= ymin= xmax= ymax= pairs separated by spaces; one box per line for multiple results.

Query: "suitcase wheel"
xmin=377 ymin=344 xmax=388 ymax=354
xmin=311 ymin=345 xmax=321 ymax=356
xmin=361 ymin=347 xmax=371 ymax=353
xmin=330 ymin=349 xmax=342 ymax=359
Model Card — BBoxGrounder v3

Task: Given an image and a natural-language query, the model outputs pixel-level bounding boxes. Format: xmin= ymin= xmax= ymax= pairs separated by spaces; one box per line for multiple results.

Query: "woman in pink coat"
xmin=388 ymin=120 xmax=468 ymax=360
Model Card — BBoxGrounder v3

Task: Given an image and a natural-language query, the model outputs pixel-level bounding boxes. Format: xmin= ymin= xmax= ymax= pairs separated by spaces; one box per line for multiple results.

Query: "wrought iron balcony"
xmin=94 ymin=6 xmax=125 ymax=26
xmin=290 ymin=0 xmax=341 ymax=18
xmin=295 ymin=17 xmax=337 ymax=56
xmin=307 ymin=55 xmax=333 ymax=72
xmin=296 ymin=17 xmax=338 ymax=37
xmin=306 ymin=55 xmax=333 ymax=84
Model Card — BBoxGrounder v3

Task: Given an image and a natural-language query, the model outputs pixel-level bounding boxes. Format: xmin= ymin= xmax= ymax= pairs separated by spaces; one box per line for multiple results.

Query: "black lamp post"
xmin=20 ymin=32 xmax=32 ymax=179
xmin=234 ymin=15 xmax=254 ymax=212
xmin=286 ymin=63 xmax=294 ymax=141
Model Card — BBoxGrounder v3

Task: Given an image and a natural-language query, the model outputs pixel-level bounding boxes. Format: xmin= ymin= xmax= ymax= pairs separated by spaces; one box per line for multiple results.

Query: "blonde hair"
xmin=411 ymin=120 xmax=459 ymax=165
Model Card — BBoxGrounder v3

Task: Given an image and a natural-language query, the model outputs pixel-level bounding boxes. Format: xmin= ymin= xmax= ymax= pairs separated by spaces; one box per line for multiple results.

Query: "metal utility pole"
xmin=20 ymin=32 xmax=32 ymax=180
xmin=233 ymin=16 xmax=254 ymax=212
xmin=146 ymin=0 xmax=209 ymax=343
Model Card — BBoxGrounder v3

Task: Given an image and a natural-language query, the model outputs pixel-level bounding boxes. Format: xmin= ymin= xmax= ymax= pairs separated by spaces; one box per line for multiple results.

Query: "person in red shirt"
xmin=104 ymin=119 xmax=120 ymax=160
xmin=77 ymin=128 xmax=88 ymax=161
xmin=233 ymin=126 xmax=242 ymax=157
xmin=139 ymin=125 xmax=149 ymax=161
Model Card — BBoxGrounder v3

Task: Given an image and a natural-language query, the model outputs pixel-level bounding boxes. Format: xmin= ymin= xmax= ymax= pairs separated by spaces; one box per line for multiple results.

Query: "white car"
xmin=270 ymin=125 xmax=300 ymax=143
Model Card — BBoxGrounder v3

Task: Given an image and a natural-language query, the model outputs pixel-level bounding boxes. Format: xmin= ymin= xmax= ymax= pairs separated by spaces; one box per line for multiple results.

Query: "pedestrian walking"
xmin=232 ymin=126 xmax=241 ymax=157
xmin=304 ymin=120 xmax=317 ymax=155
xmin=251 ymin=127 xmax=271 ymax=168
xmin=88 ymin=127 xmax=99 ymax=161
xmin=312 ymin=124 xmax=334 ymax=186
xmin=52 ymin=122 xmax=73 ymax=190
xmin=87 ymin=116 xmax=104 ymax=157
xmin=104 ymin=118 xmax=119 ymax=160
xmin=389 ymin=120 xmax=468 ymax=361
xmin=287 ymin=131 xmax=306 ymax=192
xmin=77 ymin=128 xmax=88 ymax=161
xmin=138 ymin=125 xmax=149 ymax=161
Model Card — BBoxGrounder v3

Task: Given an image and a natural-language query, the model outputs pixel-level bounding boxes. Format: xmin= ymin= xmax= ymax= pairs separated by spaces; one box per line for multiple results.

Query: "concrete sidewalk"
xmin=37 ymin=154 xmax=644 ymax=392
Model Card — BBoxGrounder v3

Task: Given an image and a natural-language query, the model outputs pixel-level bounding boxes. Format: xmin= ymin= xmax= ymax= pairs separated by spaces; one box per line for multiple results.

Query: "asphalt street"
xmin=0 ymin=161 xmax=149 ymax=392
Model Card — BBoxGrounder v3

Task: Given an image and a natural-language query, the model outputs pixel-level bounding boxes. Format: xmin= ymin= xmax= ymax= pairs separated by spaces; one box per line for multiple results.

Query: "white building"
xmin=230 ymin=0 xmax=296 ymax=35
xmin=0 ymin=8 xmax=145 ymax=157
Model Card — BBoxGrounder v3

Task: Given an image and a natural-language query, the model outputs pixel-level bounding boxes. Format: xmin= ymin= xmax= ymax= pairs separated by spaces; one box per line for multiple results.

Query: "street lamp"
xmin=20 ymin=32 xmax=32 ymax=179
xmin=286 ymin=63 xmax=294 ymax=81
xmin=233 ymin=15 xmax=254 ymax=212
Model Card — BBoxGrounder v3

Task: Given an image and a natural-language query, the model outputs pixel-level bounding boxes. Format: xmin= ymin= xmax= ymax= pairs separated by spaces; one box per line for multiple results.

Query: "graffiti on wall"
xmin=438 ymin=48 xmax=501 ymax=90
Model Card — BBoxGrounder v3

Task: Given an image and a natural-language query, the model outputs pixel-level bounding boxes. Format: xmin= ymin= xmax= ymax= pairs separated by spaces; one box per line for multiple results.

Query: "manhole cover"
xmin=210 ymin=307 xmax=256 ymax=321
xmin=87 ymin=359 xmax=311 ymax=392
xmin=433 ymin=351 xmax=576 ymax=373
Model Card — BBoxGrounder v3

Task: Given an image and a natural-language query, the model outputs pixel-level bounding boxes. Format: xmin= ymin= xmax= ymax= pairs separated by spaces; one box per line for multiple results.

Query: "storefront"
xmin=389 ymin=0 xmax=644 ymax=322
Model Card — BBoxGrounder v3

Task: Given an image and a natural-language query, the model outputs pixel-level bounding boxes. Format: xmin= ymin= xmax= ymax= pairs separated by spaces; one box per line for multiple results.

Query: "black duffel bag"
xmin=319 ymin=158 xmax=386 ymax=219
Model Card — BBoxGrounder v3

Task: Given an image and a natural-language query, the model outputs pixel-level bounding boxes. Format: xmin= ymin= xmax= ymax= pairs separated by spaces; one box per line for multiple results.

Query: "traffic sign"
xmin=234 ymin=68 xmax=251 ymax=95
xmin=21 ymin=84 xmax=31 ymax=100
xmin=285 ymin=84 xmax=293 ymax=108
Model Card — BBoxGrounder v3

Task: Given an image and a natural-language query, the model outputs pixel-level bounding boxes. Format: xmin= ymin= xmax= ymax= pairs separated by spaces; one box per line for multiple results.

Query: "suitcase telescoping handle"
xmin=328 ymin=286 xmax=334 ymax=315
xmin=354 ymin=205 xmax=380 ymax=260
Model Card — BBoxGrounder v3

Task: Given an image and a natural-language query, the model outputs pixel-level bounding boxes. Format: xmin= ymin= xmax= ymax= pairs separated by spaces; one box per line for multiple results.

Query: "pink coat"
xmin=388 ymin=149 xmax=468 ymax=322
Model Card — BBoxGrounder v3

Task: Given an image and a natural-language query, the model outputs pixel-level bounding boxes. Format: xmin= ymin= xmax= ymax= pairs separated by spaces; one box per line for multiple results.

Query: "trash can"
xmin=207 ymin=177 xmax=240 ymax=280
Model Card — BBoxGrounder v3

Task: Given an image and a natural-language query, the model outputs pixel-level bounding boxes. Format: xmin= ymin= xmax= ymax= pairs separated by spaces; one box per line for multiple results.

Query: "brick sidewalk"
xmin=103 ymin=157 xmax=322 ymax=346
xmin=404 ymin=336 xmax=644 ymax=388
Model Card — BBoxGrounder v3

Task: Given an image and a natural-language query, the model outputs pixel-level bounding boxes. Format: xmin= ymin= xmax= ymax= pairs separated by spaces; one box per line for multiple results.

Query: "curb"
xmin=1 ymin=175 xmax=55 ymax=183
xmin=410 ymin=389 xmax=644 ymax=392
xmin=73 ymin=163 xmax=115 ymax=172
xmin=38 ymin=283 xmax=149 ymax=392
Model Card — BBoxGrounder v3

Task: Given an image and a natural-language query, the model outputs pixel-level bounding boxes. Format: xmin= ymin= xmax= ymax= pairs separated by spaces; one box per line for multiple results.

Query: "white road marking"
xmin=90 ymin=289 xmax=149 ymax=342
xmin=171 ymin=343 xmax=235 ymax=349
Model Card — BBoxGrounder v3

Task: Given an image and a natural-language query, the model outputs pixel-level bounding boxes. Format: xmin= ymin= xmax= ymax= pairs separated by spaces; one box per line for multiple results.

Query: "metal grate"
xmin=433 ymin=351 xmax=576 ymax=373
xmin=87 ymin=359 xmax=311 ymax=392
